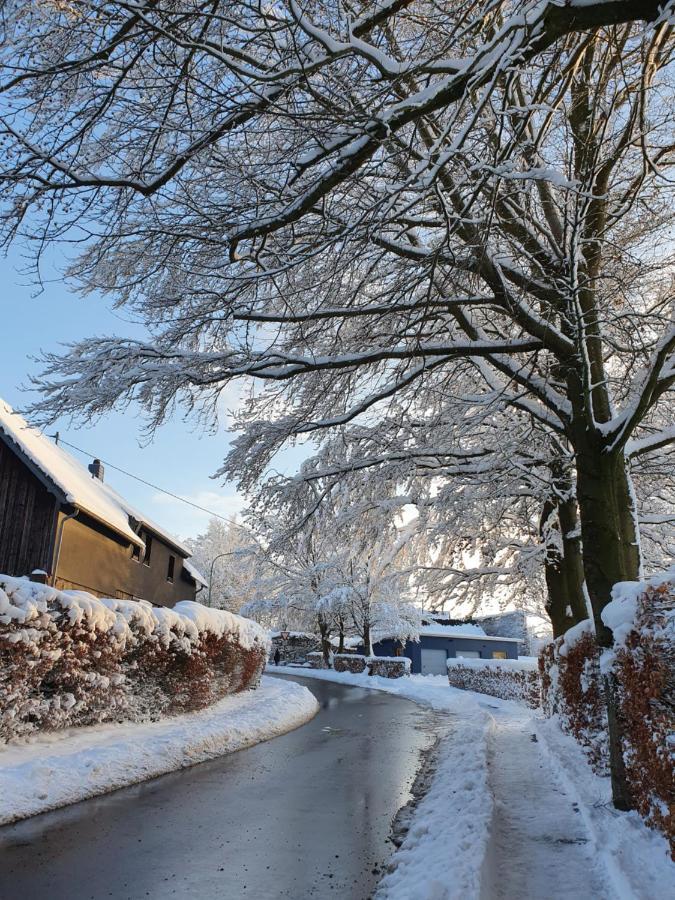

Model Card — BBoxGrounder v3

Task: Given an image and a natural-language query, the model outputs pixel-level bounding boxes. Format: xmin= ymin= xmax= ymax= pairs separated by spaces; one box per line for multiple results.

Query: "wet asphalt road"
xmin=0 ymin=674 xmax=437 ymax=900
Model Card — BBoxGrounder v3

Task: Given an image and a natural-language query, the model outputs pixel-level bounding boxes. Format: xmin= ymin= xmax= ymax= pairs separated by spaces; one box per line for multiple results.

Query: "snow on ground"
xmin=271 ymin=665 xmax=674 ymax=900
xmin=0 ymin=676 xmax=318 ymax=826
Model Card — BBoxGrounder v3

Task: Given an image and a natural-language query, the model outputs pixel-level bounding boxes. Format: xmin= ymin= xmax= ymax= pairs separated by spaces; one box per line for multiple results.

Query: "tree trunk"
xmin=363 ymin=620 xmax=372 ymax=657
xmin=540 ymin=495 xmax=588 ymax=638
xmin=317 ymin=615 xmax=332 ymax=667
xmin=574 ymin=445 xmax=641 ymax=642
xmin=337 ymin=617 xmax=345 ymax=654
xmin=574 ymin=441 xmax=640 ymax=810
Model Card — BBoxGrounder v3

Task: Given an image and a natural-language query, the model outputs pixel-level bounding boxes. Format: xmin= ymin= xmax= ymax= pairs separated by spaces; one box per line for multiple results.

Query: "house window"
xmin=131 ymin=543 xmax=141 ymax=562
xmin=455 ymin=650 xmax=480 ymax=658
xmin=143 ymin=534 xmax=153 ymax=566
xmin=492 ymin=650 xmax=508 ymax=660
xmin=167 ymin=555 xmax=175 ymax=583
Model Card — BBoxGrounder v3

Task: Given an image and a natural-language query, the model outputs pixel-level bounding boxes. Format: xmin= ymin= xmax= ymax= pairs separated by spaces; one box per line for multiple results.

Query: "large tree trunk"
xmin=337 ymin=617 xmax=345 ymax=654
xmin=574 ymin=440 xmax=641 ymax=811
xmin=574 ymin=444 xmax=641 ymax=642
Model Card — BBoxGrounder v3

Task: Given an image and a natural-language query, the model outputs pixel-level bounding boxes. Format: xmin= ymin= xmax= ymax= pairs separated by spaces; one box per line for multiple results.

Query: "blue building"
xmin=366 ymin=624 xmax=521 ymax=675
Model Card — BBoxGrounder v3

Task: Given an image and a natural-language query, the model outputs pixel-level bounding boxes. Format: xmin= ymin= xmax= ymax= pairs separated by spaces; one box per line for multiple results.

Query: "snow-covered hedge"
xmin=0 ymin=575 xmax=269 ymax=742
xmin=540 ymin=571 xmax=674 ymax=857
xmin=603 ymin=575 xmax=674 ymax=855
xmin=368 ymin=656 xmax=411 ymax=679
xmin=307 ymin=651 xmax=329 ymax=669
xmin=447 ymin=657 xmax=540 ymax=708
xmin=539 ymin=620 xmax=609 ymax=773
xmin=333 ymin=653 xmax=368 ymax=674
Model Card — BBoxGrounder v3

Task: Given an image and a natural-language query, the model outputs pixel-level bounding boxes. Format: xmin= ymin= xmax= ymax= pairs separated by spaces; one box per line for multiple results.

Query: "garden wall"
xmin=0 ymin=574 xmax=269 ymax=742
xmin=447 ymin=657 xmax=540 ymax=708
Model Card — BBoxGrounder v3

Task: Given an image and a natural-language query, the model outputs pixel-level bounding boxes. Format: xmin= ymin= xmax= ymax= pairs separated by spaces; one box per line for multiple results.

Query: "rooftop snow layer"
xmin=0 ymin=399 xmax=188 ymax=555
xmin=183 ymin=559 xmax=208 ymax=587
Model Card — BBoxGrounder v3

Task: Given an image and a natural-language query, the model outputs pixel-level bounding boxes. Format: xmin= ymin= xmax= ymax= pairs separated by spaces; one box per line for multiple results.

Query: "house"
xmin=0 ymin=399 xmax=207 ymax=606
xmin=365 ymin=622 xmax=521 ymax=675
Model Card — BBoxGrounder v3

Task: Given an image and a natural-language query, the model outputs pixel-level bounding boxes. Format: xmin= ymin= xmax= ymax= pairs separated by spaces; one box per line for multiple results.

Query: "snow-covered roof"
xmin=182 ymin=559 xmax=208 ymax=587
xmin=419 ymin=625 xmax=521 ymax=643
xmin=420 ymin=623 xmax=486 ymax=638
xmin=0 ymin=399 xmax=189 ymax=556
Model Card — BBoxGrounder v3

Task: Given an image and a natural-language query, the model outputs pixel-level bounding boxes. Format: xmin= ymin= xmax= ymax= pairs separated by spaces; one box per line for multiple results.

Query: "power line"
xmin=52 ymin=435 xmax=246 ymax=529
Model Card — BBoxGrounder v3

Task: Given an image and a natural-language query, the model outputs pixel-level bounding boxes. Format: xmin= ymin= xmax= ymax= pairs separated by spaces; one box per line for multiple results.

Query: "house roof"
xmin=0 ymin=399 xmax=190 ymax=557
xmin=182 ymin=558 xmax=208 ymax=587
xmin=418 ymin=627 xmax=521 ymax=644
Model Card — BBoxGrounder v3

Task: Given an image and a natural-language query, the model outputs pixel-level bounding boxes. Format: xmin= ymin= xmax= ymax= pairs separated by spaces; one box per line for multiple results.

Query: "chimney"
xmin=88 ymin=458 xmax=105 ymax=481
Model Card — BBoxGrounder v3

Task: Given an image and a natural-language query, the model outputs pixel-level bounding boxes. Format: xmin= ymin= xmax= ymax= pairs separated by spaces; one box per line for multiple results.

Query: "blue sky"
xmin=0 ymin=244 xmax=256 ymax=539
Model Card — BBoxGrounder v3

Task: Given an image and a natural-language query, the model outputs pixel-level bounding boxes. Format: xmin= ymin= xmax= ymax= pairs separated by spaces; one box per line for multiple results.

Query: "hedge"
xmin=0 ymin=575 xmax=269 ymax=742
xmin=368 ymin=656 xmax=411 ymax=679
xmin=446 ymin=657 xmax=540 ymax=707
xmin=540 ymin=573 xmax=674 ymax=857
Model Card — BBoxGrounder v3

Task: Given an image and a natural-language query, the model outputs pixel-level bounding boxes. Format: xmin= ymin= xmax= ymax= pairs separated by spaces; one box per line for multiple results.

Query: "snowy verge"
xmin=535 ymin=714 xmax=674 ymax=899
xmin=270 ymin=666 xmax=493 ymax=899
xmin=0 ymin=676 xmax=318 ymax=826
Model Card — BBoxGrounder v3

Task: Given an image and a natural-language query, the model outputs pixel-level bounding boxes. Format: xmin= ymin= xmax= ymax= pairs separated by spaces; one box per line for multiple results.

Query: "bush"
xmin=539 ymin=622 xmax=609 ymax=773
xmin=447 ymin=657 xmax=540 ymax=707
xmin=607 ymin=579 xmax=674 ymax=854
xmin=307 ymin=651 xmax=329 ymax=669
xmin=0 ymin=575 xmax=269 ymax=742
xmin=333 ymin=653 xmax=367 ymax=674
xmin=369 ymin=656 xmax=411 ymax=678
xmin=540 ymin=574 xmax=674 ymax=857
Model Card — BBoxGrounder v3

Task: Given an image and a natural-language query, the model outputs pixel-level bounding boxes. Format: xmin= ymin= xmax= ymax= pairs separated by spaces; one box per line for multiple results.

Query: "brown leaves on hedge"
xmin=1 ymin=602 xmax=266 ymax=742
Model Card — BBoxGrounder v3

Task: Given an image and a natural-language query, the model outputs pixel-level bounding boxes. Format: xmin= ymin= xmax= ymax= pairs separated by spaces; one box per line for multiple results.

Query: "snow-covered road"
xmin=271 ymin=667 xmax=674 ymax=900
xmin=0 ymin=669 xmax=671 ymax=899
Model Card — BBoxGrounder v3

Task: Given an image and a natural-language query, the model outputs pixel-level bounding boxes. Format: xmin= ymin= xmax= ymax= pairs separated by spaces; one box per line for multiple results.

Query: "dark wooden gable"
xmin=0 ymin=436 xmax=59 ymax=577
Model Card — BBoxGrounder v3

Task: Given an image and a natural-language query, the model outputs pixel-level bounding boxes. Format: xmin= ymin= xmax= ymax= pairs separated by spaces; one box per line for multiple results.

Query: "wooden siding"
xmin=0 ymin=438 xmax=57 ymax=577
xmin=56 ymin=512 xmax=197 ymax=607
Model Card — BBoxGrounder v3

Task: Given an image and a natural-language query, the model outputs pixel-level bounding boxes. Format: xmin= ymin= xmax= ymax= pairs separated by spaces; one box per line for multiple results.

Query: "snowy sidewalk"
xmin=0 ymin=675 xmax=318 ymax=825
xmin=481 ymin=708 xmax=608 ymax=900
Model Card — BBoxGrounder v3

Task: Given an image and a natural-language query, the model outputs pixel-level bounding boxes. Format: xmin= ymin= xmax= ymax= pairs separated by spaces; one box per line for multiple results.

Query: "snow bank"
xmin=447 ymin=655 xmax=539 ymax=671
xmin=446 ymin=657 xmax=540 ymax=707
xmin=0 ymin=575 xmax=270 ymax=742
xmin=0 ymin=676 xmax=318 ymax=825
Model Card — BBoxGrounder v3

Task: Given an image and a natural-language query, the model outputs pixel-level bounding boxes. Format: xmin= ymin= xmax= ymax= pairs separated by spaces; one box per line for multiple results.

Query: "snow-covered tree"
xmin=243 ymin=459 xmax=423 ymax=659
xmin=183 ymin=518 xmax=261 ymax=612
xmin=2 ymin=0 xmax=673 ymax=810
